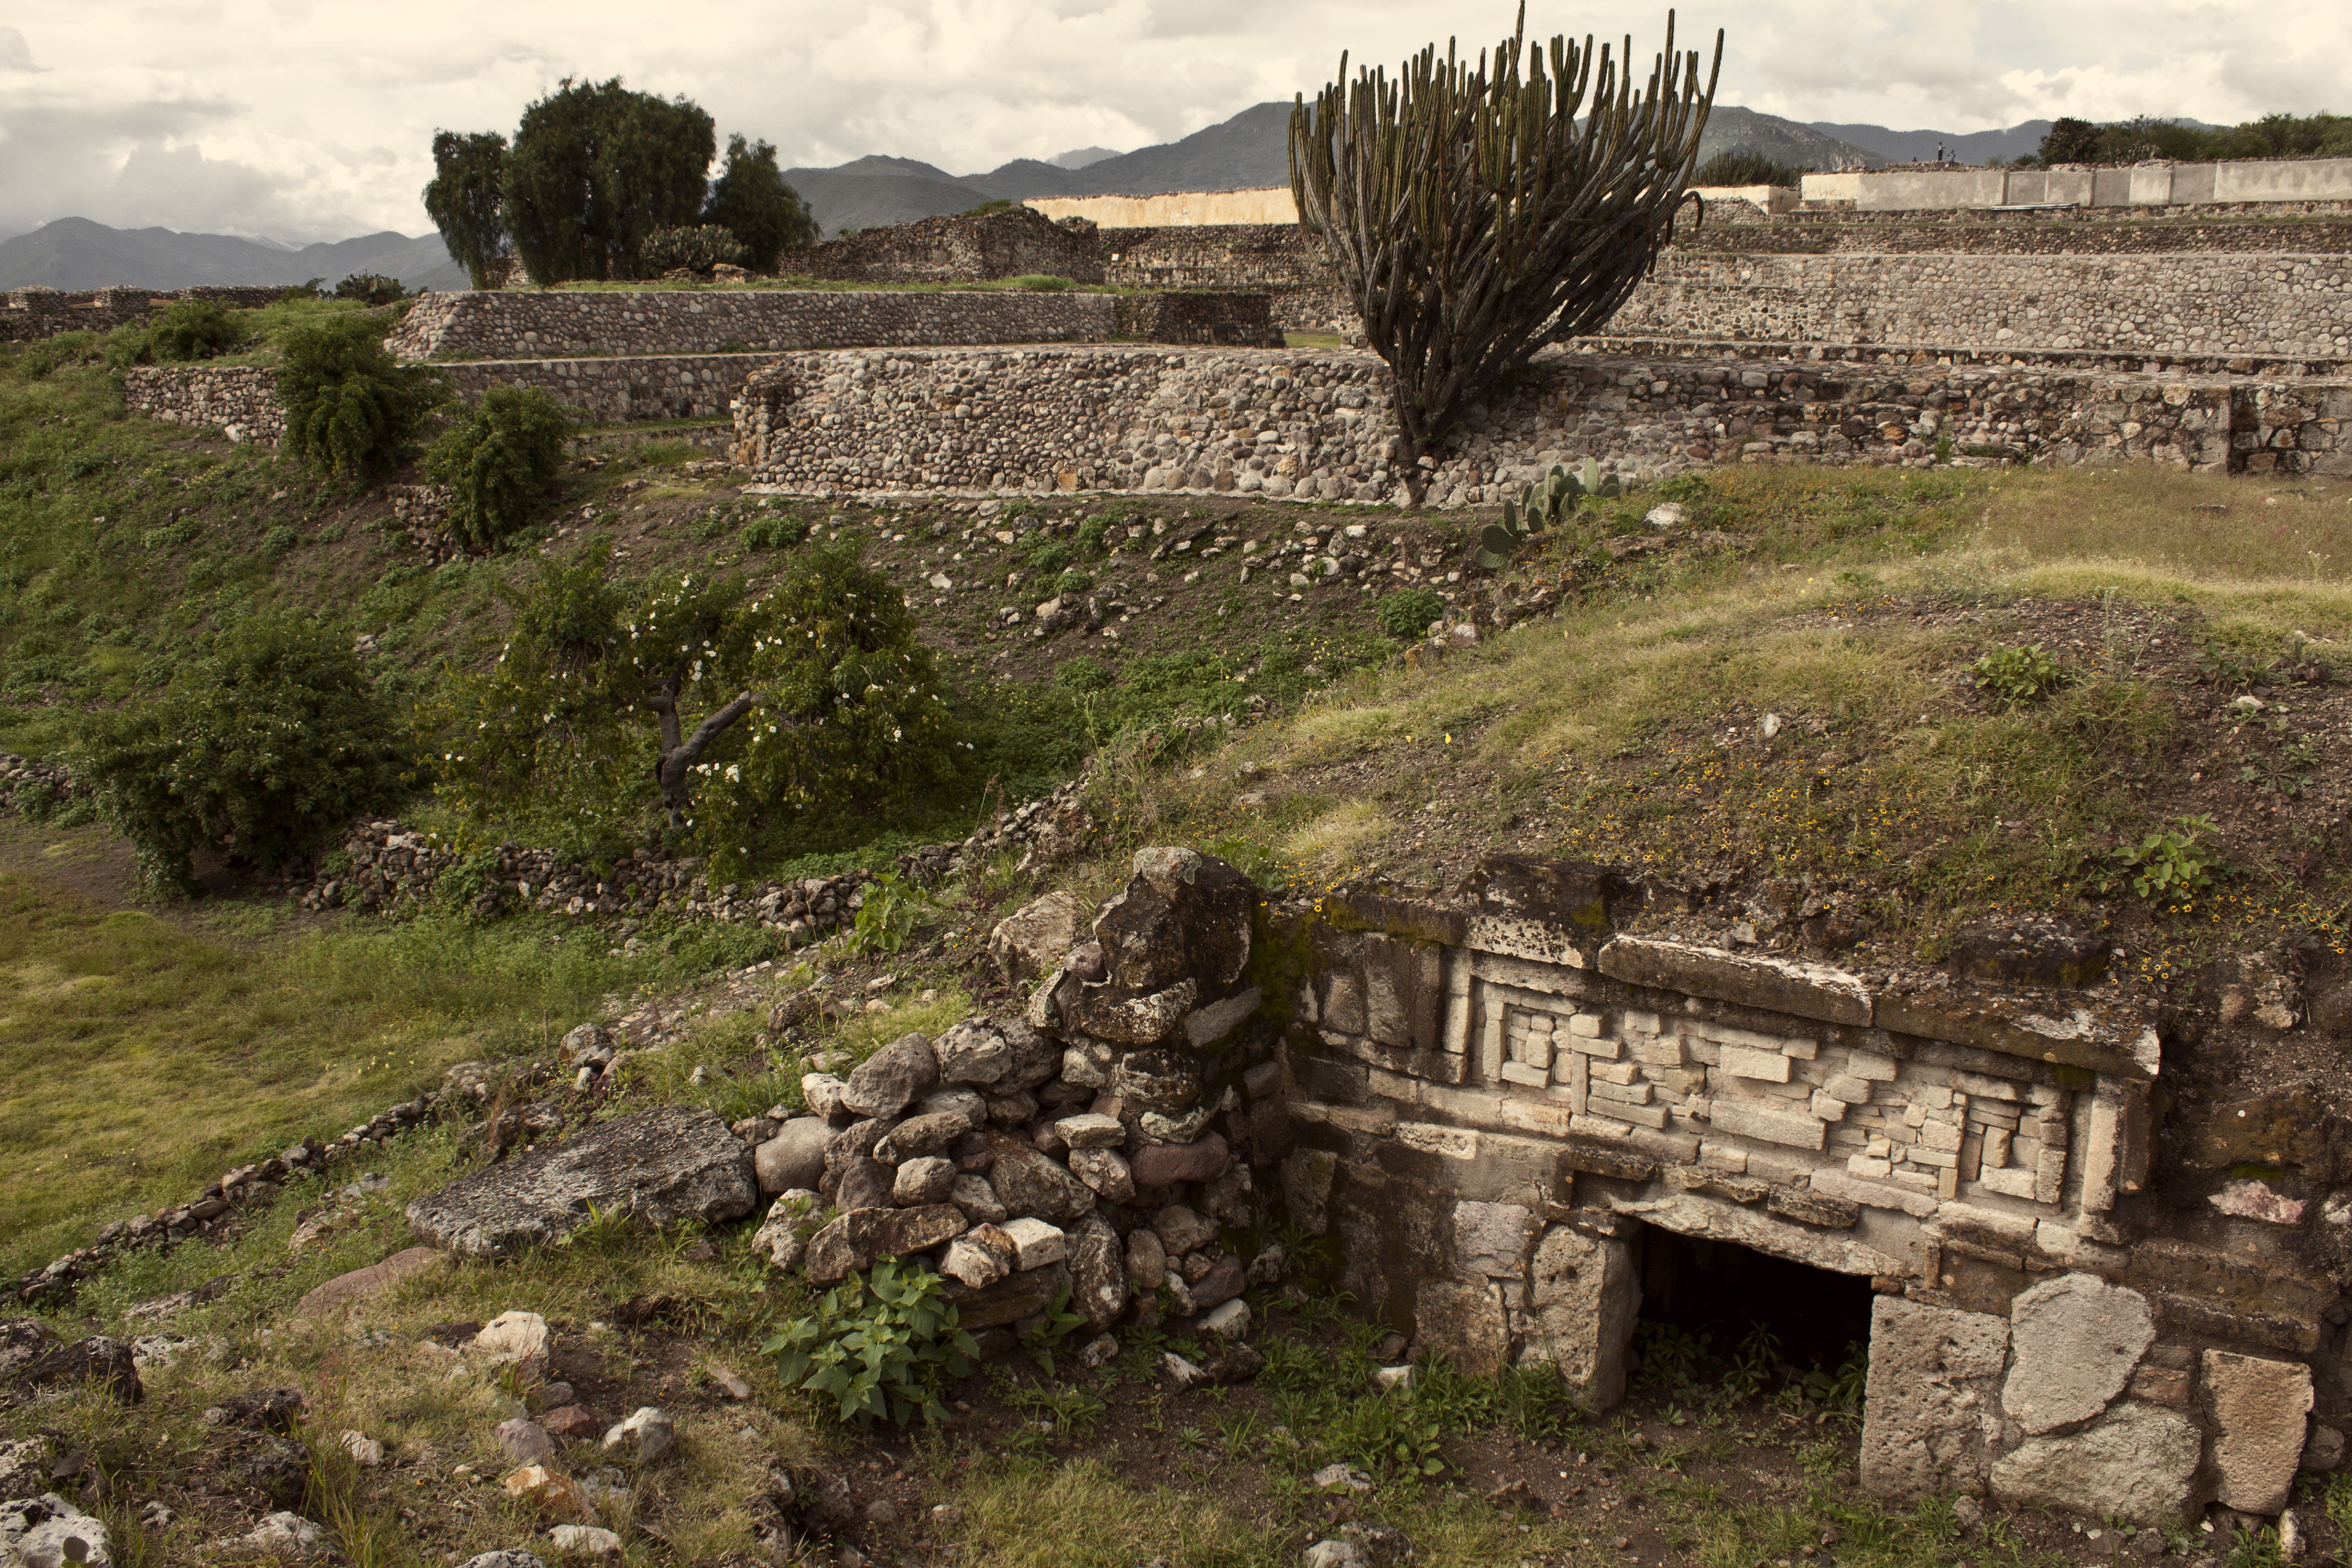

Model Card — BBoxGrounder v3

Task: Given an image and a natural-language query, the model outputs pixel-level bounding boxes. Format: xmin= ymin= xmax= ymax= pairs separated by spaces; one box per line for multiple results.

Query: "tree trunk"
xmin=646 ymin=681 xmax=761 ymax=827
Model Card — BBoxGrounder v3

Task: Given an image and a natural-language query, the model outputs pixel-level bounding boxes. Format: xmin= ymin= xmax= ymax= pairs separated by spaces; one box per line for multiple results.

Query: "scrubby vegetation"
xmin=2025 ymin=110 xmax=2352 ymax=166
xmin=422 ymin=383 xmax=570 ymax=549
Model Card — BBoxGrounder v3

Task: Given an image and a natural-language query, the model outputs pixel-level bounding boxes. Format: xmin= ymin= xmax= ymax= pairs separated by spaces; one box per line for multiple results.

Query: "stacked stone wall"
xmin=3 ymin=284 xmax=297 ymax=343
xmin=385 ymin=288 xmax=1275 ymax=362
xmin=796 ymin=206 xmax=1105 ymax=284
xmin=732 ymin=345 xmax=2352 ymax=500
xmin=1693 ymin=217 xmax=2352 ymax=257
xmin=120 ymin=365 xmax=284 ymax=444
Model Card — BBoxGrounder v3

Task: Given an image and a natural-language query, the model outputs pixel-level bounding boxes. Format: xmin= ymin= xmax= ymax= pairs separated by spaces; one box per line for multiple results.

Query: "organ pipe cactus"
xmin=1289 ymin=8 xmax=1719 ymax=502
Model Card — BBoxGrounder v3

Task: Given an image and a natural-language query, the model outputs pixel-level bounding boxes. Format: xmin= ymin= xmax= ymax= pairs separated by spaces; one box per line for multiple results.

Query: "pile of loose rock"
xmin=738 ymin=848 xmax=1291 ymax=1355
xmin=0 ymin=752 xmax=73 ymax=810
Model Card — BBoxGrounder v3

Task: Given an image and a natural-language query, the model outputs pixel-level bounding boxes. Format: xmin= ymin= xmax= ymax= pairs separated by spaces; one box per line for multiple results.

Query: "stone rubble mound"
xmin=746 ymin=848 xmax=1292 ymax=1341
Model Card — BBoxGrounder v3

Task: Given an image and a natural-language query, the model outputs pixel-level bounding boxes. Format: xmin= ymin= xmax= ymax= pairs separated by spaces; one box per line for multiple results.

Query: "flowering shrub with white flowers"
xmin=431 ymin=541 xmax=953 ymax=869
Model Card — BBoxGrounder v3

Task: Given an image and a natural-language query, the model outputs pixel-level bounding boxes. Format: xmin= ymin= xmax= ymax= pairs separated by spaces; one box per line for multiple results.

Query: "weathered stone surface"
xmin=940 ymin=1224 xmax=1016 ymax=1288
xmin=754 ymin=1118 xmax=832 ymax=1195
xmin=0 ymin=1496 xmax=110 ymax=1568
xmin=2000 ymin=1273 xmax=2154 ymax=1435
xmin=1525 ymin=1224 xmax=1640 ymax=1407
xmin=407 ymin=1105 xmax=756 ymax=1257
xmin=892 ymin=1156 xmax=957 ymax=1206
xmin=753 ymin=1191 xmax=818 ymax=1271
xmin=1609 ymin=1193 xmax=1899 ymax=1276
xmin=803 ymin=1205 xmax=970 ymax=1284
xmin=1859 ymin=1296 xmax=2010 ymax=1498
xmin=476 ymin=1310 xmax=551 ymax=1369
xmin=842 ymin=1033 xmax=940 ymax=1119
xmin=1069 ymin=1214 xmax=1128 ymax=1329
xmin=497 ymin=1417 xmax=556 ymax=1467
xmin=835 ymin=1156 xmax=895 ymax=1213
xmin=1453 ymin=1201 xmax=1536 ymax=1278
xmin=997 ymin=1018 xmax=1061 ymax=1092
xmin=1190 ymin=1254 xmax=1246 ymax=1313
xmin=1150 ymin=1204 xmax=1217 ymax=1256
xmin=949 ymin=1173 xmax=1009 ymax=1224
xmin=1284 ymin=1148 xmax=1337 ymax=1235
xmin=1000 ymin=1217 xmax=1069 ymax=1270
xmin=1055 ymin=1113 xmax=1125 ymax=1148
xmin=13 ymin=1337 xmax=141 ymax=1403
xmin=934 ymin=1020 xmax=1013 ymax=1085
xmin=1598 ymin=936 xmax=1870 ymax=1026
xmin=874 ymin=1112 xmax=970 ymax=1163
xmin=801 ymin=1072 xmax=850 ymax=1118
xmin=1989 ymin=1402 xmax=2202 ymax=1526
xmin=1185 ymin=987 xmax=1264 ymax=1048
xmin=1416 ymin=1278 xmax=1509 ymax=1376
xmin=1112 ymin=1045 xmax=1204 ymax=1110
xmin=1126 ymin=1226 xmax=1168 ymax=1291
xmin=0 ymin=1321 xmax=58 ymax=1379
xmin=943 ymin=1260 xmax=1071 ymax=1329
xmin=989 ymin=891 xmax=1083 ymax=984
xmin=985 ymin=1132 xmax=1098 ymax=1223
xmin=1068 ymin=1147 xmax=1136 ymax=1203
xmin=916 ymin=1086 xmax=987 ymax=1128
xmin=1130 ymin=1132 xmax=1230 ymax=1187
xmin=1068 ymin=979 xmax=1199 ymax=1047
xmin=2205 ymin=1351 xmax=2314 ymax=1515
xmin=292 ymin=1245 xmax=447 ymax=1317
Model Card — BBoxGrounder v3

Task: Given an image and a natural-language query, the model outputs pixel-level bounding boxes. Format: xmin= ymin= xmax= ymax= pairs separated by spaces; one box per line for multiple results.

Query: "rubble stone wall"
xmin=796 ymin=206 xmax=1106 ymax=285
xmin=1250 ymin=864 xmax=2333 ymax=1523
xmin=384 ymin=288 xmax=1277 ymax=362
xmin=119 ymin=365 xmax=285 ymax=444
xmin=2 ymin=284 xmax=294 ymax=342
xmin=732 ymin=344 xmax=2352 ymax=502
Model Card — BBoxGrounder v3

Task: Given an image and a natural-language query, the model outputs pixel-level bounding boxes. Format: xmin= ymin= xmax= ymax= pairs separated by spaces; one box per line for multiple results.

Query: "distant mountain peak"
xmin=1049 ymin=146 xmax=1121 ymax=170
xmin=0 ymin=218 xmax=467 ymax=292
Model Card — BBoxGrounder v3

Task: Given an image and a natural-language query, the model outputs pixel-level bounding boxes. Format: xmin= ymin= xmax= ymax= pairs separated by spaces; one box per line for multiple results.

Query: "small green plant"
xmin=742 ymin=511 xmax=810 ymax=550
xmin=1076 ymin=513 xmax=1113 ymax=556
xmin=333 ymin=273 xmax=409 ymax=306
xmin=1971 ymin=643 xmax=2069 ymax=703
xmin=846 ymin=871 xmax=927 ymax=954
xmin=1476 ymin=460 xmax=1613 ymax=569
xmin=2112 ymin=813 xmax=2224 ymax=900
xmin=1056 ymin=655 xmax=1113 ymax=693
xmin=1634 ymin=1320 xmax=1709 ymax=1389
xmin=423 ymin=384 xmax=571 ymax=550
xmin=260 ymin=524 xmax=300 ymax=558
xmin=1026 ymin=537 xmax=1077 ymax=575
xmin=763 ymin=1256 xmax=977 ymax=1427
xmin=1375 ymin=586 xmax=1446 ymax=640
xmin=1052 ymin=569 xmax=1094 ymax=596
xmin=1021 ymin=1286 xmax=1091 ymax=1375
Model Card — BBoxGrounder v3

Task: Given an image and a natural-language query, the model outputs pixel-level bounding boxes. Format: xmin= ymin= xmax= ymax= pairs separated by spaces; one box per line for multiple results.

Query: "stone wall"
xmin=797 ymin=206 xmax=1105 ymax=285
xmin=1801 ymin=157 xmax=2352 ymax=211
xmin=1026 ymin=188 xmax=1299 ymax=226
xmin=1605 ymin=251 xmax=2352 ymax=361
xmin=1242 ymin=861 xmax=2332 ymax=1523
xmin=1691 ymin=217 xmax=2352 ymax=258
xmin=731 ymin=345 xmax=2352 ymax=500
xmin=385 ymin=287 xmax=1276 ymax=362
xmin=120 ymin=365 xmax=284 ymax=444
xmin=3 ymin=284 xmax=296 ymax=343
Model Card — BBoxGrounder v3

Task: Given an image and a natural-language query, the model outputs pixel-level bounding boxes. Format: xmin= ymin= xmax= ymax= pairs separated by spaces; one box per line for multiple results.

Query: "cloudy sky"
xmin=2 ymin=0 xmax=2346 ymax=243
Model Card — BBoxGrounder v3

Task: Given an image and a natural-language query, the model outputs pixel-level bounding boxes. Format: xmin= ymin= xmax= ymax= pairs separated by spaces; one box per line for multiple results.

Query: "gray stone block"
xmin=1859 ymin=1295 xmax=2009 ymax=1499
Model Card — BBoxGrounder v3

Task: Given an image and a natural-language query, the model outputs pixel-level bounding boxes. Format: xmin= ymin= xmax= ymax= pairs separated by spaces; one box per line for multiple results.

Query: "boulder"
xmin=753 ymin=1192 xmax=819 ymax=1271
xmin=1099 ymin=848 xmax=1257 ymax=994
xmin=0 ymin=1439 xmax=46 ymax=1504
xmin=835 ymin=1157 xmax=895 ymax=1213
xmin=803 ymin=1206 xmax=970 ymax=1284
xmin=916 ymin=1087 xmax=987 ymax=1128
xmin=496 ymin=1418 xmax=555 ymax=1467
xmin=1112 ymin=1048 xmax=1205 ymax=1113
xmin=1150 ymin=1205 xmax=1217 ymax=1256
xmin=1453 ymin=1201 xmax=1536 ymax=1278
xmin=1989 ymin=1401 xmax=2202 ymax=1525
xmin=989 ymin=891 xmax=1084 ymax=986
xmin=13 ymin=1337 xmax=141 ymax=1404
xmin=999 ymin=1218 xmax=1069 ymax=1271
xmin=1054 ymin=1113 xmax=1125 ymax=1148
xmin=406 ymin=1105 xmax=756 ymax=1257
xmin=986 ymin=1132 xmax=1098 ymax=1223
xmin=602 ymin=1406 xmax=677 ymax=1465
xmin=1069 ymin=1214 xmax=1129 ymax=1330
xmin=755 ymin=1119 xmax=833 ymax=1195
xmin=2000 ymin=1273 xmax=2154 ymax=1436
xmin=940 ymin=1225 xmax=1017 ymax=1289
xmin=548 ymin=1525 xmax=624 ymax=1564
xmin=0 ymin=1495 xmax=110 ymax=1568
xmin=1067 ymin=980 xmax=1198 ymax=1047
xmin=1189 ymin=1255 xmax=1246 ymax=1313
xmin=942 ymin=1260 xmax=1072 ymax=1329
xmin=841 ymin=1033 xmax=939 ymax=1119
xmin=949 ymin=1174 xmax=1009 ymax=1224
xmin=2205 ymin=1351 xmax=2313 ymax=1514
xmin=1125 ymin=1227 xmax=1168 ymax=1291
xmin=934 ymin=1020 xmax=1013 ymax=1085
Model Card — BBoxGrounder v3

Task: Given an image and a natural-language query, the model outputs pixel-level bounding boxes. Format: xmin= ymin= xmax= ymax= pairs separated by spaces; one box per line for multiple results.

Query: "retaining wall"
xmin=1607 ymin=251 xmax=2352 ymax=361
xmin=385 ymin=287 xmax=1278 ymax=362
xmin=731 ymin=345 xmax=2352 ymax=501
xmin=1801 ymin=157 xmax=2352 ymax=210
xmin=3 ymin=284 xmax=297 ymax=343
xmin=796 ymin=206 xmax=1105 ymax=285
xmin=121 ymin=364 xmax=284 ymax=444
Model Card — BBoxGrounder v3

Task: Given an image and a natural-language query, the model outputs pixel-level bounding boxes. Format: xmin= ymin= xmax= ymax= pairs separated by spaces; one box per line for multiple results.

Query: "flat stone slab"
xmin=2000 ymin=1273 xmax=2154 ymax=1435
xmin=293 ymin=1246 xmax=448 ymax=1317
xmin=1859 ymin=1295 xmax=2010 ymax=1498
xmin=406 ymin=1105 xmax=756 ymax=1257
xmin=1990 ymin=1401 xmax=2202 ymax=1526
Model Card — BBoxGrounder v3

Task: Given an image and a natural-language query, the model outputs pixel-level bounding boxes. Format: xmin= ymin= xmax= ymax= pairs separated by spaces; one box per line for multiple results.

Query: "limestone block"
xmin=1859 ymin=1295 xmax=2010 ymax=1499
xmin=1414 ymin=1278 xmax=1509 ymax=1376
xmin=2001 ymin=1273 xmax=2155 ymax=1435
xmin=1453 ymin=1201 xmax=1536 ymax=1278
xmin=2204 ymin=1351 xmax=2314 ymax=1515
xmin=1525 ymin=1224 xmax=1640 ymax=1408
xmin=1708 ymin=1098 xmax=1826 ymax=1151
xmin=1989 ymin=1402 xmax=2203 ymax=1526
xmin=1719 ymin=1045 xmax=1793 ymax=1082
xmin=1283 ymin=1148 xmax=1337 ymax=1235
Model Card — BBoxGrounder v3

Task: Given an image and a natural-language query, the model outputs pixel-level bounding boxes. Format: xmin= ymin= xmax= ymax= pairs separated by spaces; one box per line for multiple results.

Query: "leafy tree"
xmin=423 ymin=130 xmax=511 ymax=289
xmin=1289 ymin=15 xmax=1719 ymax=495
xmin=702 ymin=134 xmax=819 ymax=273
xmin=276 ymin=314 xmax=445 ymax=482
xmin=503 ymin=78 xmax=716 ymax=283
xmin=639 ymin=224 xmax=749 ymax=276
xmin=423 ymin=385 xmax=570 ymax=550
xmin=334 ymin=273 xmax=408 ymax=306
xmin=435 ymin=542 xmax=954 ymax=866
xmin=77 ymin=616 xmax=409 ymax=894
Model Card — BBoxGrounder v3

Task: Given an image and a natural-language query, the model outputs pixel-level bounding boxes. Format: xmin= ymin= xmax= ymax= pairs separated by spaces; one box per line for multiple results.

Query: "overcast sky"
xmin=2 ymin=0 xmax=2346 ymax=244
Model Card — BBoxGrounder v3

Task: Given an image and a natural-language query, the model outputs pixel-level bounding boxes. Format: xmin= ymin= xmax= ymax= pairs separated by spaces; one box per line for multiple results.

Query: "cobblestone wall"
xmin=1694 ymin=217 xmax=2352 ymax=257
xmin=796 ymin=206 xmax=1104 ymax=284
xmin=3 ymin=284 xmax=295 ymax=342
xmin=119 ymin=365 xmax=285 ymax=444
xmin=732 ymin=345 xmax=2352 ymax=500
xmin=1608 ymin=251 xmax=2352 ymax=360
xmin=386 ymin=288 xmax=1274 ymax=362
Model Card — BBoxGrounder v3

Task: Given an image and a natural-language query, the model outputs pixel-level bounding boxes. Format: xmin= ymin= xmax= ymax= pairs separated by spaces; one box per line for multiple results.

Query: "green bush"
xmin=742 ymin=511 xmax=809 ymax=551
xmin=763 ymin=1257 xmax=977 ymax=1427
xmin=75 ymin=616 xmax=409 ymax=894
xmin=1376 ymin=587 xmax=1445 ymax=640
xmin=277 ymin=314 xmax=445 ymax=482
xmin=422 ymin=385 xmax=571 ymax=550
xmin=1971 ymin=643 xmax=2068 ymax=704
xmin=1055 ymin=655 xmax=1112 ymax=692
xmin=1026 ymin=537 xmax=1075 ymax=574
xmin=148 ymin=301 xmax=244 ymax=361
xmin=1692 ymin=149 xmax=1806 ymax=187
xmin=334 ymin=273 xmax=408 ymax=306
xmin=2111 ymin=814 xmax=2224 ymax=901
xmin=639 ymin=224 xmax=749 ymax=275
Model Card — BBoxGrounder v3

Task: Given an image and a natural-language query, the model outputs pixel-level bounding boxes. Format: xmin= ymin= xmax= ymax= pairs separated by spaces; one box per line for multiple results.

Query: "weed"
xmin=2111 ymin=814 xmax=2224 ymax=900
xmin=763 ymin=1256 xmax=978 ymax=1427
xmin=1019 ymin=1286 xmax=1090 ymax=1376
xmin=845 ymin=871 xmax=928 ymax=955
xmin=1970 ymin=643 xmax=2068 ymax=703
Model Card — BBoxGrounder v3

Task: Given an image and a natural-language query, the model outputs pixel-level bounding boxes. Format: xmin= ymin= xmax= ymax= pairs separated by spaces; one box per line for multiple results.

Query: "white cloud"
xmin=0 ymin=1 xmax=2345 ymax=243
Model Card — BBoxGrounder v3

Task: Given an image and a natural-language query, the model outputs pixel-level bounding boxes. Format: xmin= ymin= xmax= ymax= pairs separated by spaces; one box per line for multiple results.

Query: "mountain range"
xmin=0 ymin=217 xmax=467 ymax=293
xmin=2 ymin=106 xmax=2077 ymax=289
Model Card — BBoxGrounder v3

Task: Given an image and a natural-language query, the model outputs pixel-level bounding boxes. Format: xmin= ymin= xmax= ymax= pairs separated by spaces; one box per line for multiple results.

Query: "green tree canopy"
xmin=434 ymin=543 xmax=954 ymax=867
xmin=422 ymin=130 xmax=511 ymax=288
xmin=78 ymin=616 xmax=410 ymax=894
xmin=703 ymin=134 xmax=819 ymax=273
xmin=502 ymin=78 xmax=716 ymax=283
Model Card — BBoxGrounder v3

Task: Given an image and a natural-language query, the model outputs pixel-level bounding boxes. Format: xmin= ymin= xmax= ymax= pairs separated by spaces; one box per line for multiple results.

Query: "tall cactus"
xmin=1289 ymin=9 xmax=1719 ymax=499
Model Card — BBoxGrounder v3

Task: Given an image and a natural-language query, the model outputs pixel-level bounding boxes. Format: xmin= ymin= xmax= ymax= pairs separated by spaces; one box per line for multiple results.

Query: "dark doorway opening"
xmin=1633 ymin=1226 xmax=1875 ymax=1391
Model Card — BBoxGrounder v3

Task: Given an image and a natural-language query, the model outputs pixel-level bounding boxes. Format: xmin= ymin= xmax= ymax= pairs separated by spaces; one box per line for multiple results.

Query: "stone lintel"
xmin=1597 ymin=937 xmax=1872 ymax=1026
